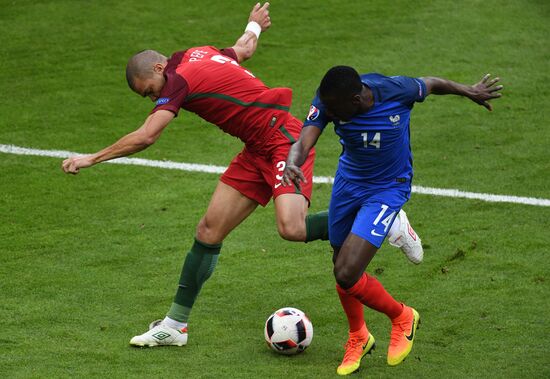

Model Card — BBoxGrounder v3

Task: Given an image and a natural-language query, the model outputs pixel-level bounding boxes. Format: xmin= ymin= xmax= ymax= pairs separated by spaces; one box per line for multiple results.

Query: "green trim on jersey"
xmin=279 ymin=125 xmax=296 ymax=143
xmin=185 ymin=92 xmax=290 ymax=111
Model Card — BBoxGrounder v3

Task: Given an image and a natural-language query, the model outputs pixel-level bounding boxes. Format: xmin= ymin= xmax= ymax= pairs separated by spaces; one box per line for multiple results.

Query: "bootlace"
xmin=390 ymin=320 xmax=407 ymax=346
xmin=342 ymin=336 xmax=366 ymax=362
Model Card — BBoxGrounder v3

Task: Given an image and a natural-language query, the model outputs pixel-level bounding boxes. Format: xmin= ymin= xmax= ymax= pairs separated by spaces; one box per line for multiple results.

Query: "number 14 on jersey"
xmin=362 ymin=132 xmax=381 ymax=149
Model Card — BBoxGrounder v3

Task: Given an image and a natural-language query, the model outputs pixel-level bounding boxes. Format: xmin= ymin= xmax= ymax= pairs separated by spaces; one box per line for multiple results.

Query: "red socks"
xmin=336 ymin=284 xmax=366 ymax=333
xmin=343 ymin=273 xmax=403 ymax=320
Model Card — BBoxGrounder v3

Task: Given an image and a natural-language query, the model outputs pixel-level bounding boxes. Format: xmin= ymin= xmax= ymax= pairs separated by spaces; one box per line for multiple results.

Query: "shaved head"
xmin=126 ymin=50 xmax=167 ymax=91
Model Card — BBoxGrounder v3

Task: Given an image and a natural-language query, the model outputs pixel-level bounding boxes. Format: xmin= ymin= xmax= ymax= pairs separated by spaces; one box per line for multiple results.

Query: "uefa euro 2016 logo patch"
xmin=307 ymin=105 xmax=320 ymax=121
xmin=156 ymin=97 xmax=170 ymax=105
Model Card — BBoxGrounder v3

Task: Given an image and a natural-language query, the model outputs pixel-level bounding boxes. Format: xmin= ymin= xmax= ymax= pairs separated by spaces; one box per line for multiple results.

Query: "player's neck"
xmin=359 ymin=85 xmax=374 ymax=113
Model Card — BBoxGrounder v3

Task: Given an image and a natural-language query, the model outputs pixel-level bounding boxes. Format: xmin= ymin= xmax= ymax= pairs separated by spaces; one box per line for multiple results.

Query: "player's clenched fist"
xmin=62 ymin=155 xmax=94 ymax=175
xmin=249 ymin=2 xmax=271 ymax=31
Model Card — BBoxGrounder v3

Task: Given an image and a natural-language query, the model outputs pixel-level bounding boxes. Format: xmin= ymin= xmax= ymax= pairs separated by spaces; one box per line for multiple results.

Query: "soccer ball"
xmin=264 ymin=307 xmax=313 ymax=355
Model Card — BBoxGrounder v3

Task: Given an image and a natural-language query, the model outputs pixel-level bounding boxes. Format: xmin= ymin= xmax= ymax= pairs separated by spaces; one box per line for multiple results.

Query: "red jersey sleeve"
xmin=150 ymin=51 xmax=189 ymax=116
xmin=150 ymin=74 xmax=189 ymax=116
xmin=220 ymin=47 xmax=238 ymax=61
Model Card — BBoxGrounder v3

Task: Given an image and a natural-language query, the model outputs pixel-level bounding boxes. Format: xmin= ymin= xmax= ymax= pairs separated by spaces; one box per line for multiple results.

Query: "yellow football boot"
xmin=337 ymin=325 xmax=376 ymax=376
xmin=387 ymin=306 xmax=420 ymax=366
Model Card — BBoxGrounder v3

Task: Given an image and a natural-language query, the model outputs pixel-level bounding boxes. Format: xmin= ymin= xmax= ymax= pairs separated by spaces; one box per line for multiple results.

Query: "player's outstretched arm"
xmin=232 ymin=2 xmax=271 ymax=63
xmin=281 ymin=126 xmax=322 ymax=189
xmin=61 ymin=110 xmax=174 ymax=175
xmin=421 ymin=74 xmax=503 ymax=111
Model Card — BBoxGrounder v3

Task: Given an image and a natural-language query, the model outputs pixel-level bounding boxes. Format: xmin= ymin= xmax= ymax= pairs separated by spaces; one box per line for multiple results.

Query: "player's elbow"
xmin=135 ymin=131 xmax=159 ymax=147
xmin=143 ymin=134 xmax=160 ymax=146
xmin=238 ymin=49 xmax=254 ymax=62
xmin=420 ymin=76 xmax=442 ymax=95
xmin=234 ymin=44 xmax=255 ymax=63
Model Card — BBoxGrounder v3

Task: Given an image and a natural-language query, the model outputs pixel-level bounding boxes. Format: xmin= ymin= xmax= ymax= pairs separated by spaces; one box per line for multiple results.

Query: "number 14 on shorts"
xmin=372 ymin=204 xmax=396 ymax=236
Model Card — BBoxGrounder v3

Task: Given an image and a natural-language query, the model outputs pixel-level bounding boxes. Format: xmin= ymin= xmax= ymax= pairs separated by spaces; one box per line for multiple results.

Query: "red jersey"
xmin=151 ymin=46 xmax=293 ymax=151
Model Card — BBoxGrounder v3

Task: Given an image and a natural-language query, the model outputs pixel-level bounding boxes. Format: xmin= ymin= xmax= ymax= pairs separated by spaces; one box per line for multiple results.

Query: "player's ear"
xmin=351 ymin=94 xmax=362 ymax=105
xmin=153 ymin=62 xmax=165 ymax=74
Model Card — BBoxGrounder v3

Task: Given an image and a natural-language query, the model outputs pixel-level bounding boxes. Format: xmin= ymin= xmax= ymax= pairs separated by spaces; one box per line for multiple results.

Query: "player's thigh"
xmin=328 ymin=174 xmax=362 ymax=247
xmin=270 ymin=125 xmax=315 ymax=205
xmin=220 ymin=148 xmax=273 ymax=207
xmin=271 ymin=155 xmax=312 ymax=237
xmin=272 ymin=174 xmax=312 ymax=241
xmin=269 ymin=121 xmax=315 ymax=233
xmin=331 ymin=244 xmax=341 ymax=265
xmin=198 ymin=181 xmax=259 ymax=244
xmin=273 ymin=193 xmax=308 ymax=224
xmin=351 ymin=188 xmax=409 ymax=248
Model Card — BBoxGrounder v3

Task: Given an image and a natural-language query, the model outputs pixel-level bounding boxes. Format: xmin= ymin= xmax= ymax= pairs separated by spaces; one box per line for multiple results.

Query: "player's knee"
xmin=196 ymin=217 xmax=224 ymax=244
xmin=331 ymin=246 xmax=340 ymax=265
xmin=277 ymin=219 xmax=306 ymax=242
xmin=333 ymin=264 xmax=359 ymax=289
xmin=274 ymin=194 xmax=308 ymax=241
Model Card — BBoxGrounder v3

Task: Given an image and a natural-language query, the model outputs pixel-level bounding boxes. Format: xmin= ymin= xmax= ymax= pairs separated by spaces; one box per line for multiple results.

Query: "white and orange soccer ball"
xmin=264 ymin=307 xmax=313 ymax=355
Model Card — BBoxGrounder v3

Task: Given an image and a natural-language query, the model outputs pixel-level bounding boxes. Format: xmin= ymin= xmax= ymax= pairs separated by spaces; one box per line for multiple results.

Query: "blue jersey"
xmin=304 ymin=73 xmax=427 ymax=187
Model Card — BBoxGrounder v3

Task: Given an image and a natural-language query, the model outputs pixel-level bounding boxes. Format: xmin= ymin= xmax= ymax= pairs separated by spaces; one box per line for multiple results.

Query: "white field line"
xmin=1 ymin=144 xmax=549 ymax=207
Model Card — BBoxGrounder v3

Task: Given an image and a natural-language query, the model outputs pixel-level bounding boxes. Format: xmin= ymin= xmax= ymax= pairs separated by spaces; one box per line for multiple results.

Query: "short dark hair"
xmin=319 ymin=66 xmax=362 ymax=99
xmin=125 ymin=49 xmax=166 ymax=90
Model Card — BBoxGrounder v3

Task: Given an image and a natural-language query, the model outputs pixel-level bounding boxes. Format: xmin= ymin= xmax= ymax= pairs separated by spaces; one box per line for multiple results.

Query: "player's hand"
xmin=281 ymin=163 xmax=307 ymax=190
xmin=62 ymin=155 xmax=95 ymax=175
xmin=249 ymin=2 xmax=271 ymax=31
xmin=469 ymin=74 xmax=503 ymax=111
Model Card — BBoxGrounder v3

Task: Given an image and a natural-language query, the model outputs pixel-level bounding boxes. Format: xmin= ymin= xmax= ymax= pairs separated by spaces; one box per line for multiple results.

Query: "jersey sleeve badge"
xmin=307 ymin=105 xmax=320 ymax=121
xmin=156 ymin=97 xmax=170 ymax=105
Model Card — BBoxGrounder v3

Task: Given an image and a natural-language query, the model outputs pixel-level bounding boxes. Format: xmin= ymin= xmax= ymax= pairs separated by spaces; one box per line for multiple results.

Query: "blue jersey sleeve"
xmin=303 ymin=91 xmax=331 ymax=130
xmin=389 ymin=76 xmax=427 ymax=106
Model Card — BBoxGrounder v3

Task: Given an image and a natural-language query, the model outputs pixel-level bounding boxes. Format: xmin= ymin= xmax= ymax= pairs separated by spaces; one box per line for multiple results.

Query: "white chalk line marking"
xmin=1 ymin=144 xmax=549 ymax=207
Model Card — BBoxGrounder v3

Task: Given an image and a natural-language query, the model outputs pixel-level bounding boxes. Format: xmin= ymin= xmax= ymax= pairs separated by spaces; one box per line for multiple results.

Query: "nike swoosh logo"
xmin=274 ymin=183 xmax=282 ymax=189
xmin=405 ymin=316 xmax=416 ymax=341
xmin=371 ymin=229 xmax=384 ymax=237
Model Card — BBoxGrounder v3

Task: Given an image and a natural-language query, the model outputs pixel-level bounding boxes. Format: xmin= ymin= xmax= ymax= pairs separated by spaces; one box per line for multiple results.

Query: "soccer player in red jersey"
xmin=61 ymin=3 xmax=329 ymax=346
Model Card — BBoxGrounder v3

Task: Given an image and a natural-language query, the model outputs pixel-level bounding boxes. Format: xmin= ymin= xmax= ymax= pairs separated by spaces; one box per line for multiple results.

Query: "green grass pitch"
xmin=1 ymin=0 xmax=549 ymax=378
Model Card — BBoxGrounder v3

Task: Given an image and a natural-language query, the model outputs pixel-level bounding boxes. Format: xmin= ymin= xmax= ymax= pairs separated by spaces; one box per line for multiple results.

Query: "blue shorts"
xmin=329 ymin=174 xmax=411 ymax=248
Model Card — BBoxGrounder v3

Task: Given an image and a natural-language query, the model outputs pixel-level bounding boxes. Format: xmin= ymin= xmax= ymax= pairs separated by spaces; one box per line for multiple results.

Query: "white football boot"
xmin=388 ymin=210 xmax=423 ymax=264
xmin=129 ymin=321 xmax=188 ymax=347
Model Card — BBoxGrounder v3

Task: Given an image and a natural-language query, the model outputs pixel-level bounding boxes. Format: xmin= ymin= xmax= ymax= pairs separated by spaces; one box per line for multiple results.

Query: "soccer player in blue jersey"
xmin=282 ymin=66 xmax=502 ymax=375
